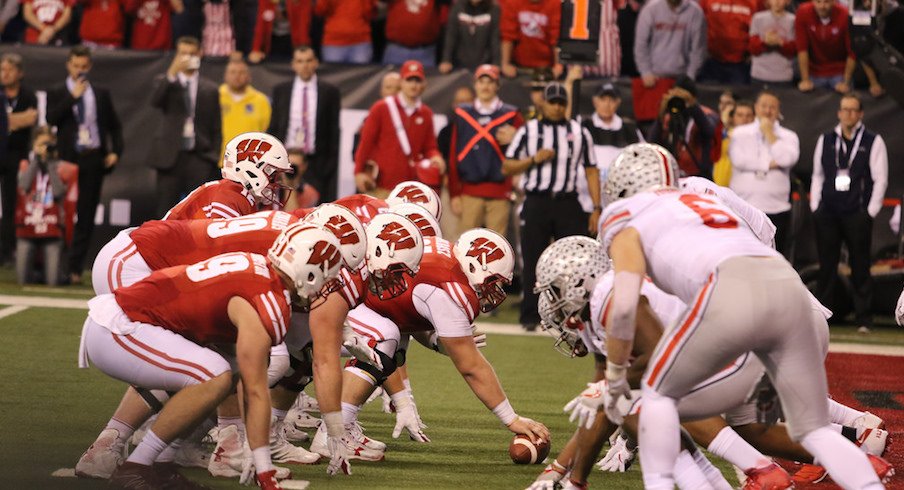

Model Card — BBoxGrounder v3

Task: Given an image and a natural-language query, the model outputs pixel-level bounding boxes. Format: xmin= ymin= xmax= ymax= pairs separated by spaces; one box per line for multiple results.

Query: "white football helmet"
xmin=453 ymin=228 xmax=514 ymax=313
xmin=535 ymin=236 xmax=610 ymax=357
xmin=387 ymin=181 xmax=442 ymax=220
xmin=364 ymin=212 xmax=424 ymax=300
xmin=222 ymin=132 xmax=292 ymax=206
xmin=604 ymin=143 xmax=679 ymax=204
xmin=268 ymin=223 xmax=344 ymax=312
xmin=302 ymin=203 xmax=367 ymax=270
xmin=388 ymin=202 xmax=443 ymax=239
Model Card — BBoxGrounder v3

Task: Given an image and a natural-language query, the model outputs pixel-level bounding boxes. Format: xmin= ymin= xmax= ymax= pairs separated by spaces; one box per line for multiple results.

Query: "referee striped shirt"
xmin=506 ymin=118 xmax=597 ymax=194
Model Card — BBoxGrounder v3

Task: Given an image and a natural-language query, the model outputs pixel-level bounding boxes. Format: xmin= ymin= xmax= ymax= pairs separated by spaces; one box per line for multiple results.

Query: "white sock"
xmin=800 ymin=426 xmax=883 ymax=489
xmin=126 ymin=429 xmax=168 ymax=466
xmin=691 ymin=448 xmax=734 ymax=490
xmin=674 ymin=450 xmax=714 ymax=490
xmin=638 ymin=386 xmax=680 ymax=490
xmin=341 ymin=402 xmax=361 ymax=426
xmin=827 ymin=398 xmax=865 ymax=426
xmin=104 ymin=417 xmax=135 ymax=442
xmin=402 ymin=378 xmax=412 ymax=393
xmin=707 ymin=426 xmax=771 ymax=472
xmin=155 ymin=439 xmax=181 ymax=463
xmin=271 ymin=408 xmax=288 ymax=423
xmin=218 ymin=416 xmax=245 ymax=440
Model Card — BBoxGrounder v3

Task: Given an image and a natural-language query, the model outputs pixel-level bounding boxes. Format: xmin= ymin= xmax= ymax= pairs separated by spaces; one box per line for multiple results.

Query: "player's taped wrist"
xmin=390 ymin=388 xmax=414 ymax=410
xmin=609 ymin=271 xmax=642 ymax=342
xmin=251 ymin=446 xmax=274 ymax=473
xmin=492 ymin=399 xmax=518 ymax=426
xmin=322 ymin=411 xmax=344 ymax=438
xmin=605 ymin=362 xmax=628 ymax=382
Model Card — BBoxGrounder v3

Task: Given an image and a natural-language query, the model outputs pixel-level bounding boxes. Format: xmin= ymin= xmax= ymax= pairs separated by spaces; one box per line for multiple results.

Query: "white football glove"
xmin=597 ymin=435 xmax=636 ymax=472
xmin=391 ymin=390 xmax=430 ymax=442
xmin=322 ymin=412 xmax=351 ymax=476
xmin=342 ymin=324 xmax=383 ymax=370
xmin=525 ymin=462 xmax=568 ymax=490
xmin=525 ymin=481 xmax=557 ymax=490
xmin=564 ymin=381 xmax=606 ymax=430
xmin=896 ymin=288 xmax=904 ymax=326
xmin=471 ymin=325 xmax=487 ymax=349
xmin=239 ymin=441 xmax=255 ymax=485
xmin=603 ymin=363 xmax=632 ymax=424
xmin=365 ymin=386 xmax=384 ymax=405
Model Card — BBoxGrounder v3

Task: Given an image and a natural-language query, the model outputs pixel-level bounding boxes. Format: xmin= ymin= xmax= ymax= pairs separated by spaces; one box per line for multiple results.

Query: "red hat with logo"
xmin=400 ymin=60 xmax=425 ymax=81
xmin=474 ymin=64 xmax=500 ymax=81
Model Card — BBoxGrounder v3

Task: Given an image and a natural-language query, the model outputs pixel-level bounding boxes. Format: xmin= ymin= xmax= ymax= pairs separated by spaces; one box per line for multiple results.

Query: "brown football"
xmin=509 ymin=435 xmax=551 ymax=464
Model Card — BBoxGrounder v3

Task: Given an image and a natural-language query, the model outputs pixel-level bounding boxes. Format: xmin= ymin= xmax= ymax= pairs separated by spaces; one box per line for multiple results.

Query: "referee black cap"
xmin=544 ymin=83 xmax=568 ymax=103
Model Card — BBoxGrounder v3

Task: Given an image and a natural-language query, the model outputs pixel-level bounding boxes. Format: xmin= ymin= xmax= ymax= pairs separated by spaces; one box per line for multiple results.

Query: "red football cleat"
xmin=256 ymin=469 xmax=283 ymax=490
xmin=744 ymin=462 xmax=794 ymax=490
xmin=868 ymin=454 xmax=895 ymax=484
xmin=791 ymin=463 xmax=827 ymax=484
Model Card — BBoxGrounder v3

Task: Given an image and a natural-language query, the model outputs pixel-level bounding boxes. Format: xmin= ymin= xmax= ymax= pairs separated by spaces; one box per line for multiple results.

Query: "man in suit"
xmin=46 ymin=45 xmax=122 ymax=284
xmin=148 ymin=36 xmax=221 ymax=217
xmin=268 ymin=46 xmax=340 ymax=202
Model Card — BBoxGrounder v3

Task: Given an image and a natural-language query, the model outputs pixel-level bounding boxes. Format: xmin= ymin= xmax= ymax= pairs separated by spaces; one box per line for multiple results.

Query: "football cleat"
xmin=868 ymin=454 xmax=895 ymax=484
xmin=349 ymin=421 xmax=387 ymax=451
xmin=310 ymin=423 xmax=385 ymax=461
xmin=282 ymin=418 xmax=311 ymax=443
xmin=791 ymin=463 xmax=827 ymax=484
xmin=286 ymin=406 xmax=321 ymax=430
xmin=203 ymin=426 xmax=219 ymax=445
xmin=857 ymin=427 xmax=889 ymax=456
xmin=75 ymin=428 xmax=127 ymax=479
xmin=852 ymin=411 xmax=885 ymax=431
xmin=129 ymin=416 xmax=155 ymax=448
xmin=208 ymin=425 xmax=292 ymax=480
xmin=294 ymin=392 xmax=320 ymax=412
xmin=270 ymin=417 xmax=320 ymax=464
xmin=174 ymin=440 xmax=210 ymax=469
xmin=255 ymin=469 xmax=282 ymax=490
xmin=109 ymin=461 xmax=165 ymax=489
xmin=742 ymin=462 xmax=793 ymax=490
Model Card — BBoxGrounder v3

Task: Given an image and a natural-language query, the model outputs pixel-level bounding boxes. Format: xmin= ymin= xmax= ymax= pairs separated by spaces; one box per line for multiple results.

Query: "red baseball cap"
xmin=400 ymin=60 xmax=425 ymax=81
xmin=474 ymin=64 xmax=499 ymax=81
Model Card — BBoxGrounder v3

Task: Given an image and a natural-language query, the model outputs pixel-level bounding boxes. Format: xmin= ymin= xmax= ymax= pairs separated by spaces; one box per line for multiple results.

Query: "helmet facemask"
xmin=367 ymin=262 xmax=413 ymax=300
xmin=257 ymin=163 xmax=292 ymax=207
xmin=475 ymin=273 xmax=509 ymax=313
xmin=538 ymin=287 xmax=590 ymax=358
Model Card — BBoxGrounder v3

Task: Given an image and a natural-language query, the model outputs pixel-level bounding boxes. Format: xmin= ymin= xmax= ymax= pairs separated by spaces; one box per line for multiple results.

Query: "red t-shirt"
xmin=115 ymin=252 xmax=291 ymax=346
xmin=163 ymin=180 xmax=256 ymax=221
xmin=353 ymin=97 xmax=441 ymax=190
xmin=126 ymin=0 xmax=173 ymax=50
xmin=384 ymin=0 xmax=443 ymax=47
xmin=700 ymin=0 xmax=762 ymax=63
xmin=80 ymin=0 xmax=125 ymax=46
xmin=500 ymin=0 xmax=561 ymax=68
xmin=22 ymin=0 xmax=72 ymax=43
xmin=314 ymin=0 xmax=375 ymax=46
xmin=795 ymin=2 xmax=853 ymax=77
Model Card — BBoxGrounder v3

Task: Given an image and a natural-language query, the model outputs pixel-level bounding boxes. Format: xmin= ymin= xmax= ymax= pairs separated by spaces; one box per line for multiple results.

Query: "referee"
xmin=504 ymin=82 xmax=601 ymax=331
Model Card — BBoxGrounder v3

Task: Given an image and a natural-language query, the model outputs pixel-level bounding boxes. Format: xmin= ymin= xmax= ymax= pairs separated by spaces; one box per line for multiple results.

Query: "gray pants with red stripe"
xmin=642 ymin=256 xmax=829 ymax=441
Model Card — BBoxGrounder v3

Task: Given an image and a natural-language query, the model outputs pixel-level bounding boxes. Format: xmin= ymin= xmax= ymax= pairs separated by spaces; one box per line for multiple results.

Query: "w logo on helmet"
xmin=377 ymin=222 xmax=416 ymax=250
xmin=404 ymin=213 xmax=436 ymax=237
xmin=307 ymin=240 xmax=342 ymax=271
xmin=236 ymin=139 xmax=272 ymax=164
xmin=396 ymin=185 xmax=428 ymax=204
xmin=467 ymin=237 xmax=504 ymax=263
xmin=324 ymin=216 xmax=360 ymax=245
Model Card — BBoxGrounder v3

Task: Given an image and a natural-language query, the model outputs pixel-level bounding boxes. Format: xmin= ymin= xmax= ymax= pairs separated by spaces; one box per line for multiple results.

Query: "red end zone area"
xmin=792 ymin=352 xmax=904 ymax=489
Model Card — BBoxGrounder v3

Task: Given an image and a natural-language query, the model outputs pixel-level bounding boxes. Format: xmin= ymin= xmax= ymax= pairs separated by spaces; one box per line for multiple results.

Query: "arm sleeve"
xmin=794 ymin=14 xmax=809 ymax=53
xmin=353 ymin=102 xmax=382 ymax=174
xmin=499 ymin=1 xmax=518 ymax=41
xmin=489 ymin=4 xmax=501 ymax=65
xmin=867 ymin=135 xmax=888 ymax=218
xmin=505 ymin=125 xmax=527 ymax=160
xmin=0 ymin=0 xmax=19 ymax=27
xmin=48 ymin=161 xmax=67 ymax=198
xmin=440 ymin=3 xmax=460 ymax=63
xmin=633 ymin=7 xmax=653 ymax=75
xmin=749 ymin=34 xmax=766 ymax=55
xmin=106 ymin=92 xmax=124 ymax=156
xmin=447 ymin=118 xmax=463 ymax=197
xmin=581 ymin=127 xmax=597 ymax=167
xmin=728 ymin=129 xmax=769 ymax=172
xmin=18 ymin=158 xmax=37 ymax=191
xmin=149 ymin=75 xmax=176 ymax=111
xmin=810 ymin=135 xmax=824 ymax=212
xmin=45 ymin=89 xmax=76 ymax=127
xmin=768 ymin=127 xmax=799 ymax=169
xmin=412 ymin=283 xmax=474 ymax=338
xmin=687 ymin=11 xmax=707 ymax=78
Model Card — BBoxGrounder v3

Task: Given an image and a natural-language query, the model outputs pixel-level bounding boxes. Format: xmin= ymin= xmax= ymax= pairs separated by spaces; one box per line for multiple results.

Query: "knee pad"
xmin=344 ymin=349 xmax=398 ymax=386
xmin=277 ymin=354 xmax=314 ymax=393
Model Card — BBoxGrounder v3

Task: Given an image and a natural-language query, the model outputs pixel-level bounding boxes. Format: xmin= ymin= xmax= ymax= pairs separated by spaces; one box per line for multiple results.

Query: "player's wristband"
xmin=492 ymin=399 xmax=518 ymax=426
xmin=322 ymin=411 xmax=344 ymax=438
xmin=605 ymin=362 xmax=628 ymax=382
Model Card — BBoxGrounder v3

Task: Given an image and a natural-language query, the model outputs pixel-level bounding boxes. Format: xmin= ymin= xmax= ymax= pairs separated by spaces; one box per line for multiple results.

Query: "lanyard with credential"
xmin=835 ymin=125 xmax=864 ymax=170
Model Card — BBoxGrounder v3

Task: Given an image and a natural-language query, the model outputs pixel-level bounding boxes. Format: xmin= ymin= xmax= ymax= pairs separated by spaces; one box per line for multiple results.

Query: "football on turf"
xmin=509 ymin=435 xmax=550 ymax=464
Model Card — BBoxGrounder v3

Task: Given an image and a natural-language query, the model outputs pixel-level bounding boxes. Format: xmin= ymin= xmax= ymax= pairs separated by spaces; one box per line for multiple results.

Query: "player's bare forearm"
xmin=309 ymin=294 xmax=348 ymax=414
xmin=230 ymin=297 xmax=274 ymax=450
xmin=382 ymin=369 xmax=407 ymax=396
xmin=442 ymin=336 xmax=507 ymax=409
xmin=571 ymin=412 xmax=617 ymax=483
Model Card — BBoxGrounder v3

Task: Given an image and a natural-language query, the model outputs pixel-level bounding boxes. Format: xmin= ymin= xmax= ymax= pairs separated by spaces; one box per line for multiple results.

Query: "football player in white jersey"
xmin=598 ymin=143 xmax=890 ymax=489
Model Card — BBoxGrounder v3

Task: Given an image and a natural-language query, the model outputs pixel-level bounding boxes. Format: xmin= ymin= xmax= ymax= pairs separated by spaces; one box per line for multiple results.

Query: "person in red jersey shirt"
xmin=80 ymin=225 xmax=343 ymax=490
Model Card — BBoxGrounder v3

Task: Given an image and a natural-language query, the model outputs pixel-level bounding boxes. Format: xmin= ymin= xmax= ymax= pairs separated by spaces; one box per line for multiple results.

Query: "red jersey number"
xmin=678 ymin=194 xmax=739 ymax=229
xmin=186 ymin=253 xmax=252 ymax=282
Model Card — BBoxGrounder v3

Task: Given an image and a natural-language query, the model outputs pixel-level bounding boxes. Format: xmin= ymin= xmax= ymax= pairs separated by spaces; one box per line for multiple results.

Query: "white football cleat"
xmin=286 ymin=407 xmax=321 ymax=430
xmin=75 ymin=428 xmax=127 ymax=479
xmin=209 ymin=424 xmax=292 ymax=479
xmin=310 ymin=423 xmax=384 ymax=461
xmin=204 ymin=426 xmax=219 ymax=445
xmin=270 ymin=418 xmax=320 ymax=464
xmin=282 ymin=419 xmax=311 ymax=443
xmin=853 ymin=412 xmax=885 ymax=431
xmin=349 ymin=421 xmax=387 ymax=451
xmin=293 ymin=392 xmax=319 ymax=413
xmin=174 ymin=439 xmax=210 ymax=468
xmin=858 ymin=427 xmax=889 ymax=456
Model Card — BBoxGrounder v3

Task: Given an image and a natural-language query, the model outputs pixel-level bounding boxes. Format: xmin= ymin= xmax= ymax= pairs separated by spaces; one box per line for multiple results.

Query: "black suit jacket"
xmin=46 ymin=83 xmax=123 ymax=165
xmin=147 ymin=74 xmax=221 ymax=170
xmin=268 ymin=77 xmax=341 ymax=201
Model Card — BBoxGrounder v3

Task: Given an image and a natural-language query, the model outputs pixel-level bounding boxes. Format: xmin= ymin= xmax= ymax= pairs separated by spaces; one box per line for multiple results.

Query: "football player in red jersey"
xmin=80 ymin=225 xmax=343 ymax=490
xmin=164 ymin=132 xmax=292 ymax=221
xmin=309 ymin=228 xmax=550 ymax=462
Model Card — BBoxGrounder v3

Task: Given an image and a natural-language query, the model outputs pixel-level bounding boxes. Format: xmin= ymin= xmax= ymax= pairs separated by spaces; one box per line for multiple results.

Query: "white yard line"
xmin=0 ymin=294 xmax=87 ymax=309
xmin=0 ymin=305 xmax=28 ymax=319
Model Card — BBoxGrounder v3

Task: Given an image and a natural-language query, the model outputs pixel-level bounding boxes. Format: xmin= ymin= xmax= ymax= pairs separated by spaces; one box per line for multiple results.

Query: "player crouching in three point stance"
xmin=79 ymin=224 xmax=343 ymax=489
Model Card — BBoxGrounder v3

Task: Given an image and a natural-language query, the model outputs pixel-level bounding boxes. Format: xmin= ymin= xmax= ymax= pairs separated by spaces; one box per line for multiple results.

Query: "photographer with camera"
xmin=647 ymin=76 xmax=717 ymax=180
xmin=15 ymin=127 xmax=66 ymax=286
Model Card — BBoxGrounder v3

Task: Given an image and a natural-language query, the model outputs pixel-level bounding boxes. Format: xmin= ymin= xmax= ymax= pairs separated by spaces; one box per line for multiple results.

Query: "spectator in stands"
xmin=579 ymin=82 xmax=642 ymax=195
xmin=795 ymin=0 xmax=855 ymax=93
xmin=315 ymin=0 xmax=376 ymax=64
xmin=268 ymin=46 xmax=341 ymax=202
xmin=648 ymin=76 xmax=717 ymax=179
xmin=0 ymin=54 xmax=37 ymax=266
xmin=147 ymin=36 xmax=221 ymax=217
xmin=201 ymin=0 xmax=235 ymax=57
xmin=447 ymin=65 xmax=522 ymax=236
xmin=581 ymin=0 xmax=621 ymax=78
xmin=699 ymin=0 xmax=758 ymax=84
xmin=352 ymin=71 xmax=401 ymax=159
xmin=522 ymin=71 xmax=552 ymax=121
xmin=16 ymin=127 xmax=65 ymax=286
xmin=23 ymin=0 xmax=72 ymax=45
xmin=382 ymin=0 xmax=443 ymax=67
xmin=170 ymin=0 xmax=202 ymax=41
xmin=219 ymin=58 xmax=271 ymax=160
xmin=811 ymin=94 xmax=887 ymax=332
xmin=631 ymin=0 xmax=706 ymax=125
xmin=125 ymin=0 xmax=182 ymax=50
xmin=46 ymin=45 xmax=123 ymax=283
xmin=500 ymin=0 xmax=562 ymax=78
xmin=439 ymin=0 xmax=500 ymax=73
xmin=749 ymin=0 xmax=796 ymax=86
xmin=713 ymin=98 xmax=754 ymax=186
xmin=728 ymin=90 xmax=799 ymax=256
xmin=503 ymin=82 xmax=600 ymax=331
xmin=80 ymin=0 xmax=125 ymax=48
xmin=281 ymin=149 xmax=320 ymax=210
xmin=354 ymin=60 xmax=444 ymax=198
xmin=249 ymin=0 xmax=311 ymax=63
